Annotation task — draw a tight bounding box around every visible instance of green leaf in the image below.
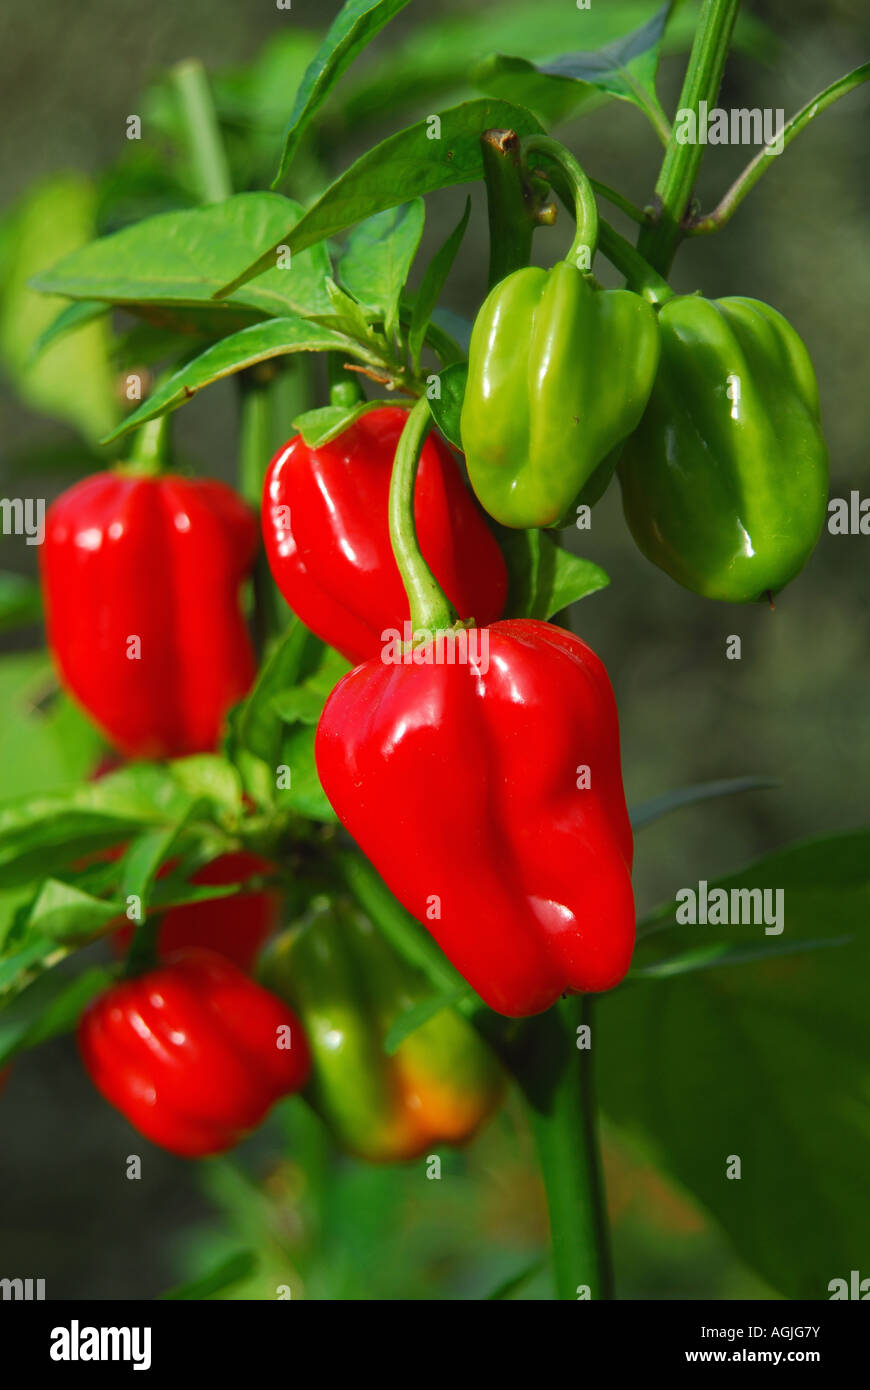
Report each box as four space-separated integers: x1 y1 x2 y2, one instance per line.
26 879 121 942
338 201 425 338
0 965 112 1065
0 936 59 994
0 657 102 803
104 316 361 442
271 646 350 725
30 300 108 360
427 361 467 450
219 99 544 298
472 55 609 128
0 760 211 889
382 985 473 1056
499 530 609 619
167 755 244 816
0 574 42 632
409 198 471 373
0 175 118 442
32 193 333 320
160 1249 259 1301
292 399 392 449
599 829 870 1298
276 724 336 823
630 776 780 831
310 277 380 341
118 803 205 915
475 2 674 136
630 935 851 981
274 0 414 186
230 620 325 768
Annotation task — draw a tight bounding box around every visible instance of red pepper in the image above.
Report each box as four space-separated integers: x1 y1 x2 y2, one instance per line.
41 472 258 758
262 406 507 665
315 619 634 1017
113 851 277 972
78 950 311 1157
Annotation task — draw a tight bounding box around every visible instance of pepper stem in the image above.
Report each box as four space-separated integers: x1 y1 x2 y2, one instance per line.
597 222 675 307
510 995 614 1300
520 136 599 269
125 411 169 476
480 129 538 290
387 398 457 637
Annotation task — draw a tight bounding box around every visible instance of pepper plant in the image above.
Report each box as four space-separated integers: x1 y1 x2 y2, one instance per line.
1 0 869 1302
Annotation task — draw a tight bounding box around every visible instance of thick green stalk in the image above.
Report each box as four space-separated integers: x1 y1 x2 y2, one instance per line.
637 0 741 273
125 411 169 476
171 59 233 203
387 397 456 636
481 129 543 290
238 370 286 649
510 996 613 1300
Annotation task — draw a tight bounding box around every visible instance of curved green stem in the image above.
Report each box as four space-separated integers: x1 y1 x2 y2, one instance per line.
597 222 675 307
521 135 599 268
637 0 741 273
387 397 456 636
687 60 870 235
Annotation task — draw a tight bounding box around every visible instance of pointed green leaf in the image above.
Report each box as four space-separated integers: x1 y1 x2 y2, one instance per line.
104 316 361 441
274 0 414 186
630 776 780 830
219 99 544 298
338 200 425 337
409 198 471 373
499 530 609 619
32 193 333 319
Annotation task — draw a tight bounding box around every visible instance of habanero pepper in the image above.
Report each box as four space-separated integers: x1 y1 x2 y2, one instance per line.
618 295 829 602
460 262 660 528
315 618 634 1018
262 406 507 665
261 903 503 1162
40 472 258 758
78 949 311 1157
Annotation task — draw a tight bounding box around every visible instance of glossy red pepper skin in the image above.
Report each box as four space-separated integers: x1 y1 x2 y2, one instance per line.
41 472 258 758
78 950 311 1157
113 851 277 972
315 619 634 1017
262 407 508 665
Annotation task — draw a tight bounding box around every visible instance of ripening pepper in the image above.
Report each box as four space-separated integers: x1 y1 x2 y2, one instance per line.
262 406 507 665
78 949 311 1157
40 472 258 758
113 851 277 972
262 904 504 1161
618 295 829 602
315 619 634 1018
460 262 661 528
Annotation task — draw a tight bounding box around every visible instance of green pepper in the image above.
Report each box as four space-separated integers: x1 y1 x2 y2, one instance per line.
459 261 661 528
261 903 503 1162
618 295 829 602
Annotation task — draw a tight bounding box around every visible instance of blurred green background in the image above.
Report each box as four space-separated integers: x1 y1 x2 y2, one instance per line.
0 0 867 1299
